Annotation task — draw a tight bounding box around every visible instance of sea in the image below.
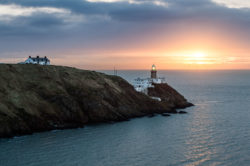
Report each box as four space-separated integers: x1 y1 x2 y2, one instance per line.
1 70 250 166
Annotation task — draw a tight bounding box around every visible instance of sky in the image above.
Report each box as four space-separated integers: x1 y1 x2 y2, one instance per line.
0 0 250 70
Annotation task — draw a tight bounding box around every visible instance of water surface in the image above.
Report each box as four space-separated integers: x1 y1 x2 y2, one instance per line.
1 70 250 166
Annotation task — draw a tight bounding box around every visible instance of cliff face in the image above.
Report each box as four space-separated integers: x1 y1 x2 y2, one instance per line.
0 64 192 138
148 83 194 108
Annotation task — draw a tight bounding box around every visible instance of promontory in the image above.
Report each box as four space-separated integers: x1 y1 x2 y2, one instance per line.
0 64 193 138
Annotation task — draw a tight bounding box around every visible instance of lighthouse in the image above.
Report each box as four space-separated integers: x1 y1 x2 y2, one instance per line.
151 64 157 79
133 64 165 93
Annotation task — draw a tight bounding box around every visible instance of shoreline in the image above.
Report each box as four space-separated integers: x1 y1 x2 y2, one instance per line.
0 64 193 138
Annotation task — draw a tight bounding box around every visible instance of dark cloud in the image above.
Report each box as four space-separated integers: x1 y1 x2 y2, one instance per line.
27 15 66 28
1 0 250 30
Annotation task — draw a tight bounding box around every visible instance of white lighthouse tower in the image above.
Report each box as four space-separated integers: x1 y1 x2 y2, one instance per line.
133 64 165 93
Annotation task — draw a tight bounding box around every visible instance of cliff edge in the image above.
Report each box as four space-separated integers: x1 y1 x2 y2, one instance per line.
0 64 192 138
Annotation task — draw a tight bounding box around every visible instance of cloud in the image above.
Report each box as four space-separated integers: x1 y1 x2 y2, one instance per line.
0 0 246 36
0 4 71 22
0 3 87 39
212 0 250 9
86 0 168 7
1 0 249 26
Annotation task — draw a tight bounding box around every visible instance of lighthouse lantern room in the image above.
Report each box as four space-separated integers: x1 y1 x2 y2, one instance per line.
151 64 157 79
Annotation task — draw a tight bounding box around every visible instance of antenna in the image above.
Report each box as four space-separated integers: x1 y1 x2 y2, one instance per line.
114 66 118 76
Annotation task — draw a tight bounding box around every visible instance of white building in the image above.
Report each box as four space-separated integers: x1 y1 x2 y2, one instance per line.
23 56 50 65
133 64 165 94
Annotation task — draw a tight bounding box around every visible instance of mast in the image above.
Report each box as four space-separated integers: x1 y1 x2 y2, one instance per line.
114 67 118 76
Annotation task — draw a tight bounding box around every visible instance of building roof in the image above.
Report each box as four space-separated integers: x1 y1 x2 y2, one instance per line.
28 56 50 62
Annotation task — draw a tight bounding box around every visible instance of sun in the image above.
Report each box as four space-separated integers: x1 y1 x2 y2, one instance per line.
192 52 206 64
193 52 206 58
183 51 208 64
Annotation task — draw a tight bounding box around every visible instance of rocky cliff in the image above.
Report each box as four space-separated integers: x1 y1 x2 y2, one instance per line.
0 64 192 138
148 83 194 108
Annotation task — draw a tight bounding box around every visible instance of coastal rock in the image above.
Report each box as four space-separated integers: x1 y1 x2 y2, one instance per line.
161 113 171 117
148 83 194 109
147 114 155 118
0 64 193 138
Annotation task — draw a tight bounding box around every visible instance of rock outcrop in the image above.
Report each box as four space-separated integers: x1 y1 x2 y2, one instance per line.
148 83 194 109
0 64 192 138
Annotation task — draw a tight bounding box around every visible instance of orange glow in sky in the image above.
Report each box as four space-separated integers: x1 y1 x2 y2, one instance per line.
48 23 250 70
1 1 250 70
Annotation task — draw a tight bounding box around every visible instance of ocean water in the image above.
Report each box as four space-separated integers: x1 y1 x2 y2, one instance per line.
1 70 250 166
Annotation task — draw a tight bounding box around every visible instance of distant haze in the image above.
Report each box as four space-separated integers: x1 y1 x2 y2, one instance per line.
0 0 250 70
